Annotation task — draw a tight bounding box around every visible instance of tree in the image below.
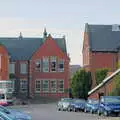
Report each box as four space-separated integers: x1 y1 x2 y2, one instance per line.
70 69 92 99
110 73 120 96
95 68 109 85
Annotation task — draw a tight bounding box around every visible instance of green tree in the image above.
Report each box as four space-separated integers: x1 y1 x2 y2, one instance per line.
95 68 109 85
70 69 92 99
110 73 120 96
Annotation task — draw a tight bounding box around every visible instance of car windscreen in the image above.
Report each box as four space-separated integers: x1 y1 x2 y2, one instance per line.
75 100 85 103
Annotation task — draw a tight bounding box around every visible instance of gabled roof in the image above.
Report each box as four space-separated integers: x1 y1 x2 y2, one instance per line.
88 68 120 95
85 23 120 52
0 37 67 61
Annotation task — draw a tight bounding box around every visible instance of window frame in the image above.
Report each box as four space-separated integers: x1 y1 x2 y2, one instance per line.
9 62 15 74
43 57 49 72
42 80 49 93
58 59 64 72
20 79 27 93
35 59 41 72
50 56 57 72
20 63 27 74
35 80 41 93
50 80 56 93
58 80 64 93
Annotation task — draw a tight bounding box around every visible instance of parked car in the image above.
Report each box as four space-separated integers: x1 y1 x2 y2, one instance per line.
0 110 14 120
70 99 86 112
0 105 32 120
98 96 120 116
84 99 99 114
57 98 73 111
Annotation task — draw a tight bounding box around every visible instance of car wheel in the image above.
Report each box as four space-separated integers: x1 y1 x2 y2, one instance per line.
58 108 61 111
103 110 109 116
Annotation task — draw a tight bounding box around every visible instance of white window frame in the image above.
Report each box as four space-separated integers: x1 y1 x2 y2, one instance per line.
42 80 49 93
50 56 57 72
35 59 41 72
43 57 49 72
20 79 27 93
9 63 15 74
20 63 27 74
35 80 41 93
50 80 56 93
58 80 64 93
58 59 64 72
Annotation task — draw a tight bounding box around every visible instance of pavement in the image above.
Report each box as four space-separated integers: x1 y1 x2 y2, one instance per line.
8 104 120 120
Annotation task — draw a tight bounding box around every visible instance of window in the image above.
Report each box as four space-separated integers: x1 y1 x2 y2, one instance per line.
20 63 27 74
50 56 56 72
20 80 27 92
43 80 49 92
9 63 15 74
35 60 41 71
43 57 49 72
58 80 64 93
0 81 13 89
35 80 41 92
58 59 64 72
50 80 56 93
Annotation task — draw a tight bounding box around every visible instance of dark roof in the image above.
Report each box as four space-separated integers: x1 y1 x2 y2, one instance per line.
85 23 120 52
0 37 67 61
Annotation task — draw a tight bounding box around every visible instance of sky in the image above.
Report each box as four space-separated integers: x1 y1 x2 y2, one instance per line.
0 0 120 66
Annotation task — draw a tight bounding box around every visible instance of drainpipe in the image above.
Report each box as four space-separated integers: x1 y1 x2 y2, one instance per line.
27 60 30 98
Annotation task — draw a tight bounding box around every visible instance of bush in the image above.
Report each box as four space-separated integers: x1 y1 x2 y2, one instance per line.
95 68 109 85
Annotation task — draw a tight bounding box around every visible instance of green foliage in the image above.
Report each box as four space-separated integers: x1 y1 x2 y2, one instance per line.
70 69 92 99
117 61 120 68
109 73 120 96
9 73 16 79
95 68 109 85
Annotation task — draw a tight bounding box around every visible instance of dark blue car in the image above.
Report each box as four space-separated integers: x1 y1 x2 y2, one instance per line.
98 96 120 116
70 99 86 112
84 99 99 114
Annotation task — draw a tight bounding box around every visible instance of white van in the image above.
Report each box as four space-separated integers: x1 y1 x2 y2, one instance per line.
0 81 14 105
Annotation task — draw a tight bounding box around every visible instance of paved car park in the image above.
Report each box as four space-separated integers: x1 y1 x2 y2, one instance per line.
9 104 119 120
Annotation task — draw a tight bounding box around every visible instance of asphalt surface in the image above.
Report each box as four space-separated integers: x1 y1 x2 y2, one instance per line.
10 104 119 120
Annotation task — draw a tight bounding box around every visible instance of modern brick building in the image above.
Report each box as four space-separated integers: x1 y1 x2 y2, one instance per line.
83 23 120 99
0 29 70 98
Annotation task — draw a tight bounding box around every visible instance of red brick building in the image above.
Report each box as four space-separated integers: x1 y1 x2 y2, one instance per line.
83 23 120 98
83 23 120 88
0 29 70 98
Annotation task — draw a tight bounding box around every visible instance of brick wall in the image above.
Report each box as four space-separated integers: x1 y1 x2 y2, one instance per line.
88 76 115 99
0 45 9 80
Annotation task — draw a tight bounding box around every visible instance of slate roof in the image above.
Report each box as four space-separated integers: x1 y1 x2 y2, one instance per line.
85 23 120 52
0 37 67 61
